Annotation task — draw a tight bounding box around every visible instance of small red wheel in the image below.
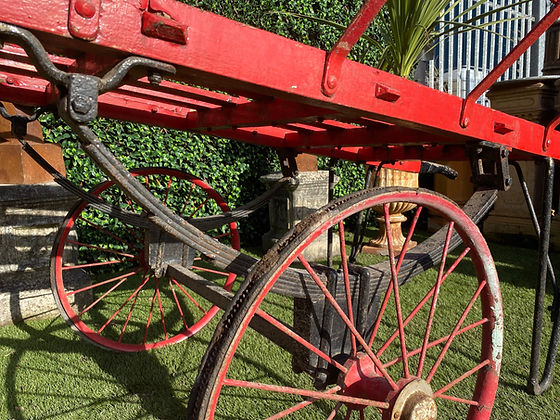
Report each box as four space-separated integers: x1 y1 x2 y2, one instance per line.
188 187 502 419
50 167 239 352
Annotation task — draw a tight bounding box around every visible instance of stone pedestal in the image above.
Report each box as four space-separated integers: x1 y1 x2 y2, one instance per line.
0 183 77 325
261 171 339 261
0 102 77 325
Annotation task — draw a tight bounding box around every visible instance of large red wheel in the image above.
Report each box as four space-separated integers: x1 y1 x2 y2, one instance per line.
188 187 502 419
50 167 240 352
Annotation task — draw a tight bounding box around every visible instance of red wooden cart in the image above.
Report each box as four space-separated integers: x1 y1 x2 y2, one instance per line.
0 0 559 418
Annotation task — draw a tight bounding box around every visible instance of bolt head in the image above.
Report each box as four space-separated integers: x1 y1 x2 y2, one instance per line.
148 71 163 85
327 75 337 90
71 95 94 115
75 0 96 19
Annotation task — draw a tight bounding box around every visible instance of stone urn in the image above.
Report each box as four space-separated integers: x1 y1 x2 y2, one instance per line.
362 168 419 255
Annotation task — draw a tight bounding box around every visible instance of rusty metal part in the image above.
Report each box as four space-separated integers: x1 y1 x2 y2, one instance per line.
527 157 560 395
0 23 175 123
61 115 256 274
189 176 294 231
271 188 498 299
467 142 512 191
389 379 437 420
142 10 188 45
166 264 305 354
187 187 503 419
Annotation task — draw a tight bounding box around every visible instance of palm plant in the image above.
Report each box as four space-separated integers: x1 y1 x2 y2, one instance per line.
276 0 530 78
376 0 530 77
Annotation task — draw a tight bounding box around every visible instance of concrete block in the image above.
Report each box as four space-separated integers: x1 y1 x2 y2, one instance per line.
261 171 339 261
0 182 77 325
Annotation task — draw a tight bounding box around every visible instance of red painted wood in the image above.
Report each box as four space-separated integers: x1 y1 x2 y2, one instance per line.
0 0 558 164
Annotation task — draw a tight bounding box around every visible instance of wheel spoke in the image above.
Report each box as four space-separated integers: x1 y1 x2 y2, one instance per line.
180 182 195 216
426 280 487 383
163 176 172 205
384 203 409 379
171 279 208 315
143 285 158 344
368 282 392 348
213 231 233 240
192 265 229 277
190 197 210 218
66 268 140 297
338 221 357 356
377 247 471 358
395 205 423 272
326 402 343 420
77 270 138 316
383 318 489 369
169 279 189 330
66 240 136 259
156 281 168 340
222 379 389 409
78 216 141 251
264 387 342 420
119 273 152 342
62 258 132 271
256 309 348 374
298 255 397 390
436 394 479 406
97 271 149 334
417 222 455 377
434 360 491 397
123 223 144 243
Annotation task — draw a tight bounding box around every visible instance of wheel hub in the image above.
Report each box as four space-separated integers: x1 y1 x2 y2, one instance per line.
338 354 437 419
338 353 393 410
388 379 437 420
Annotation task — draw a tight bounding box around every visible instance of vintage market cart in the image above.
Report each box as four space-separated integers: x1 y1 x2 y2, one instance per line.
0 0 559 418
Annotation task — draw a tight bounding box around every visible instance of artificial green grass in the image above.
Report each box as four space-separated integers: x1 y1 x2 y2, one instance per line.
1 240 559 419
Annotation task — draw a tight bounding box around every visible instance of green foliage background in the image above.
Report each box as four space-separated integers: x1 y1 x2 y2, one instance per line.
42 1 384 244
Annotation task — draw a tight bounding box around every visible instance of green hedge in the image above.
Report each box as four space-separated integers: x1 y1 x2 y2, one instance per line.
42 1 382 244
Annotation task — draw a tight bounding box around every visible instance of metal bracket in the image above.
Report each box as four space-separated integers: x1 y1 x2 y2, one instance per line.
141 0 188 44
460 0 560 128
0 102 41 138
68 0 102 41
542 113 560 152
321 0 386 96
467 141 512 191
67 74 99 123
277 148 300 179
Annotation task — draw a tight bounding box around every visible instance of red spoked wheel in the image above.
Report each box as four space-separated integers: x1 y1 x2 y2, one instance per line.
188 187 502 419
50 167 239 352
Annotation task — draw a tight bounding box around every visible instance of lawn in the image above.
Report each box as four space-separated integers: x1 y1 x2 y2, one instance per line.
0 240 559 419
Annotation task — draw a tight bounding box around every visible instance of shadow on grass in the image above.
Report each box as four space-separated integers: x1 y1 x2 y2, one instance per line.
1 314 322 419
1 318 188 419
